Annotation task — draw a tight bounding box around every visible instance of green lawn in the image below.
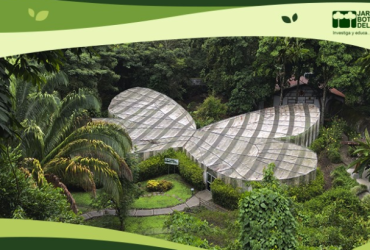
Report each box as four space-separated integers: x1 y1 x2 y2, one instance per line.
72 174 193 212
84 215 170 239
132 174 193 209
71 189 103 213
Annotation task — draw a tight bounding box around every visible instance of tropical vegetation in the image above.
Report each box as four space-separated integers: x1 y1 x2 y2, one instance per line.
2 37 370 249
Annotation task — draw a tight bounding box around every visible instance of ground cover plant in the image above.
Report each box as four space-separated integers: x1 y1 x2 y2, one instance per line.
310 117 346 163
132 174 192 209
71 189 104 213
84 215 170 239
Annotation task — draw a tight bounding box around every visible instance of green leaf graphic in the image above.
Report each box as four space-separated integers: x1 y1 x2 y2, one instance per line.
282 16 291 23
292 13 298 22
35 11 49 21
28 8 35 18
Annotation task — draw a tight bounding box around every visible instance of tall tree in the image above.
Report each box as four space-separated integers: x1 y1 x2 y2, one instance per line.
60 46 120 110
314 41 365 125
11 75 133 212
255 37 292 106
201 37 272 114
113 40 193 101
0 48 92 145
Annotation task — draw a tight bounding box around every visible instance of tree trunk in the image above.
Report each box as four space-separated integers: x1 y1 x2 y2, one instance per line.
279 73 286 106
295 67 303 104
280 83 284 106
321 84 327 127
45 174 78 214
119 218 125 231
279 61 287 106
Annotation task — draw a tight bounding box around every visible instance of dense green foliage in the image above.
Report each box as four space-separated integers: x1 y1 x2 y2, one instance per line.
201 37 273 114
239 188 297 250
349 129 370 178
3 37 370 249
288 168 324 202
210 179 241 210
8 74 135 212
191 95 227 127
175 151 204 190
297 188 370 249
0 147 82 223
137 149 204 190
164 211 215 249
239 163 297 250
293 165 370 249
310 117 346 163
137 154 168 181
331 165 359 189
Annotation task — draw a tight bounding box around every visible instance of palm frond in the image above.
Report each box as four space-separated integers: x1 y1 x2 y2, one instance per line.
20 120 44 159
20 157 45 187
11 78 36 122
43 110 92 157
24 92 60 129
44 157 96 192
42 71 69 94
58 88 101 119
43 139 132 182
49 121 132 159
44 156 123 202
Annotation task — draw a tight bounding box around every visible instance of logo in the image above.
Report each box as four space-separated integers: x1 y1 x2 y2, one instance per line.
332 11 356 28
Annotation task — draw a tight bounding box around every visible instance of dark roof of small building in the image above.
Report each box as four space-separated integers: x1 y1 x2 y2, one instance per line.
275 75 345 98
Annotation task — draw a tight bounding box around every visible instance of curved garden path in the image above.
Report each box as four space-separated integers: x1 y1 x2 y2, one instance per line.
82 190 214 220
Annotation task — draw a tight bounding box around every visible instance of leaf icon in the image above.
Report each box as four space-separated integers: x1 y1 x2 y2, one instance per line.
35 11 49 21
28 8 35 18
292 13 298 22
282 16 291 23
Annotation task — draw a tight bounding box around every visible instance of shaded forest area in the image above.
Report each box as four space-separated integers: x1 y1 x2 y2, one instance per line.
55 38 370 131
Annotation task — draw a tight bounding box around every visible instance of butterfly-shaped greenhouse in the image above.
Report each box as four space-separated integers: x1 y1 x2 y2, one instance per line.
97 87 320 188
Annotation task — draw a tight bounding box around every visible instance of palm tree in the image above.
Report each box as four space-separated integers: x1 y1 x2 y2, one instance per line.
349 129 370 179
11 72 133 213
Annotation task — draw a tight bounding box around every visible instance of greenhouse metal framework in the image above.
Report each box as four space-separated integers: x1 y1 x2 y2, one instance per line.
97 87 320 187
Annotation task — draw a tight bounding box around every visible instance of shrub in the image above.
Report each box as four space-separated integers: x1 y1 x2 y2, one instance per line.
327 144 341 163
137 149 205 190
362 193 370 208
210 179 242 210
159 180 174 192
174 151 204 190
310 137 325 153
351 185 368 196
191 95 227 128
299 187 370 249
304 188 367 217
310 117 346 164
146 180 173 192
330 165 358 189
239 188 297 250
137 155 167 181
288 168 324 202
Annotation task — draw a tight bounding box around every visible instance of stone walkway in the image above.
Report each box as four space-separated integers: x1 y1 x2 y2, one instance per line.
82 190 212 220
347 168 370 190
